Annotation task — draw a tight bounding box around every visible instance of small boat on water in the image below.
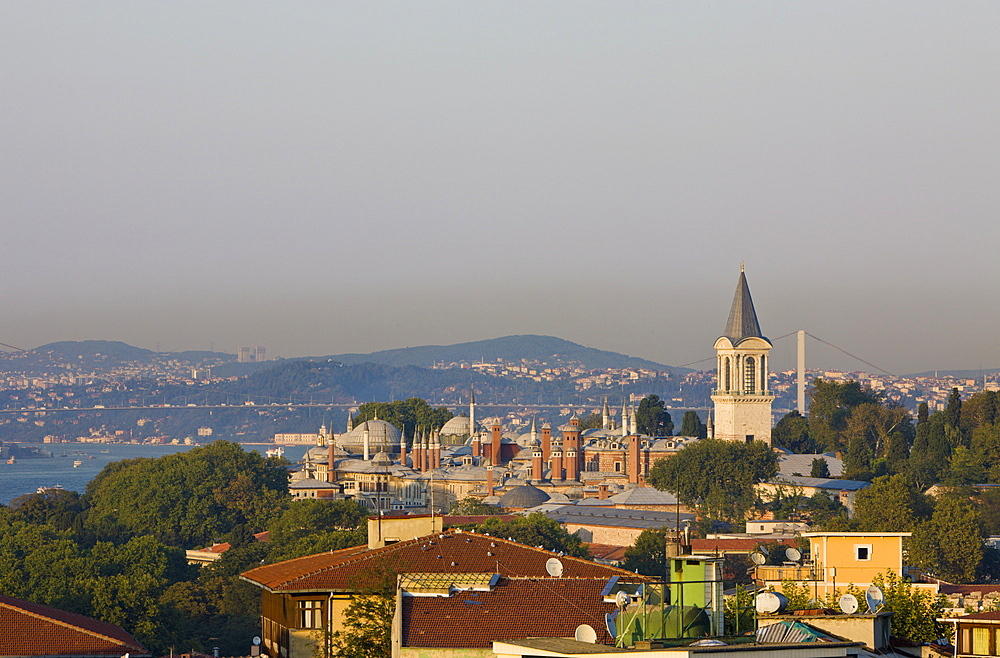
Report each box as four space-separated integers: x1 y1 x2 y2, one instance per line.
37 485 65 494
72 460 83 468
265 446 284 459
6 457 15 464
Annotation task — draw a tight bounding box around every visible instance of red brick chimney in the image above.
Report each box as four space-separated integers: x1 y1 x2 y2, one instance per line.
627 435 640 485
532 449 543 482
486 464 494 495
327 442 336 483
598 483 609 500
491 420 502 466
541 423 552 462
472 431 481 458
565 448 578 481
551 444 564 482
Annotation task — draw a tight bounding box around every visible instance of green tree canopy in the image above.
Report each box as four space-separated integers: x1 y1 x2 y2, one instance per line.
472 512 588 558
635 395 673 437
772 411 814 453
84 441 290 548
679 411 707 439
647 439 777 523
841 474 932 533
621 527 670 577
807 379 883 453
910 495 984 584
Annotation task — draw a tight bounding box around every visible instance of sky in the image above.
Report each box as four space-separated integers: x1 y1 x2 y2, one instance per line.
2 2 999 376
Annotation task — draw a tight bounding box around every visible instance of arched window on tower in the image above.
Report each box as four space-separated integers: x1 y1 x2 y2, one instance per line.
760 355 767 392
724 358 731 392
744 357 756 393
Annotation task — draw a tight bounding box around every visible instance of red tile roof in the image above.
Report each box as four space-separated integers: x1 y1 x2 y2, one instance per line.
0 594 147 657
939 584 1000 595
241 529 648 593
402 577 616 647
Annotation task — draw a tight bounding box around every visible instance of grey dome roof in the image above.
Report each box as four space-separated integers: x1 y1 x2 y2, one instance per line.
337 419 401 453
498 484 551 509
440 414 476 436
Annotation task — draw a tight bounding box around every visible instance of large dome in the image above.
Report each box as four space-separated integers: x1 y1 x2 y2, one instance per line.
337 419 401 454
440 414 477 438
498 484 551 509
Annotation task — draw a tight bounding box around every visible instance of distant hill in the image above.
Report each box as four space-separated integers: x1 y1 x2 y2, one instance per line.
905 369 1000 379
0 340 234 376
323 335 689 375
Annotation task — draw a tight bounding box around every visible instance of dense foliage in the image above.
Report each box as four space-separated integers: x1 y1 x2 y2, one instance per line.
647 439 777 523
0 443 372 655
351 398 453 439
635 394 674 437
471 512 589 558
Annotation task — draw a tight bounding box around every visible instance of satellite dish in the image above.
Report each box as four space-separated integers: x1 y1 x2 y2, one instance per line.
252 637 261 646
759 545 769 556
866 585 884 613
750 551 767 565
615 590 629 609
785 547 801 562
755 591 788 614
605 612 617 638
545 557 564 577
575 624 598 643
839 594 859 615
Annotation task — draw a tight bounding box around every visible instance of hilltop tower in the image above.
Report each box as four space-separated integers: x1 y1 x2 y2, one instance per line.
710 266 774 445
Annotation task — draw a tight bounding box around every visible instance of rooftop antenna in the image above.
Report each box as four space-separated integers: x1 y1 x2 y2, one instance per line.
839 593 859 615
575 624 598 643
865 585 884 614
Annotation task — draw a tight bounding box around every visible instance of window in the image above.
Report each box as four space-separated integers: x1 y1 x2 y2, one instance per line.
744 357 756 393
298 600 323 629
614 461 622 472
855 544 872 561
724 358 731 392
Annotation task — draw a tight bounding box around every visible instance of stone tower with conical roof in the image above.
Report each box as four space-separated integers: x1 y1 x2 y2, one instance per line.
710 266 774 445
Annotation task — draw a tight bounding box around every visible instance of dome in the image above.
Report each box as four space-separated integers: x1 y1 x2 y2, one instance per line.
440 414 477 437
498 484 551 509
558 423 580 433
337 419 401 454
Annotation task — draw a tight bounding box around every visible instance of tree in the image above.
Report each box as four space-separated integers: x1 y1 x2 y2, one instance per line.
84 441 290 548
472 513 588 558
807 379 883 453
846 474 932 533
870 570 946 643
449 497 503 516
810 458 830 478
772 411 814 453
910 495 984 584
326 594 393 658
678 411 707 439
577 412 604 431
635 395 673 436
621 527 670 577
647 439 777 523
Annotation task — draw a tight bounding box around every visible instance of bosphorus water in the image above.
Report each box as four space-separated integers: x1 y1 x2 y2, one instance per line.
0 442 311 505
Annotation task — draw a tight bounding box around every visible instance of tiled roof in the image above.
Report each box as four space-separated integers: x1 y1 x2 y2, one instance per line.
940 584 1000 595
529 504 693 531
606 487 679 506
0 594 147 657
773 475 870 491
778 453 844 478
240 529 646 593
946 610 1000 621
402 577 616 647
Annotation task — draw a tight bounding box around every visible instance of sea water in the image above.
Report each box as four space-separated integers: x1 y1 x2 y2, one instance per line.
0 443 310 505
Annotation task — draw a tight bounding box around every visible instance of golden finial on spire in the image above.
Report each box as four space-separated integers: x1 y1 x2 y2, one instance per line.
740 260 745 273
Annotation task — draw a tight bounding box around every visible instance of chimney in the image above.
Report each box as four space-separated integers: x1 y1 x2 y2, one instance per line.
598 483 609 500
431 431 441 470
486 465 494 495
551 445 564 482
399 433 408 469
565 448 578 481
491 421 502 466
532 449 543 483
472 431 481 459
541 423 552 462
627 435 640 485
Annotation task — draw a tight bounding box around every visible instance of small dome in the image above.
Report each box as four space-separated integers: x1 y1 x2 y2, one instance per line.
558 423 580 433
498 484 551 509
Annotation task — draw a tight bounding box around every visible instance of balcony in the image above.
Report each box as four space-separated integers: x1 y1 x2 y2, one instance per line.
755 565 819 582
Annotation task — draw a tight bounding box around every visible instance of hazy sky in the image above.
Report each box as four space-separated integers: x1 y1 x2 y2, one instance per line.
3 2 999 375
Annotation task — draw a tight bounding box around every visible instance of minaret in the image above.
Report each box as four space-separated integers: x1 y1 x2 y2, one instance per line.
468 386 476 441
602 397 610 430
620 400 629 437
629 406 637 435
710 265 774 444
529 416 537 445
706 411 714 440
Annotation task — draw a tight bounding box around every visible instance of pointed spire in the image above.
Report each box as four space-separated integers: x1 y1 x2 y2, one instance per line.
723 267 765 342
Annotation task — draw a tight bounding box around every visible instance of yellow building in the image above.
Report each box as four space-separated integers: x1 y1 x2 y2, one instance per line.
758 532 923 598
